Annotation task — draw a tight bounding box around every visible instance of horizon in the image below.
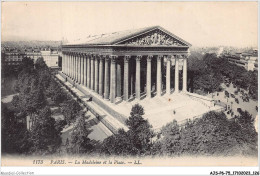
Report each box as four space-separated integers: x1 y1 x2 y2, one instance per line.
2 2 258 48
1 40 257 49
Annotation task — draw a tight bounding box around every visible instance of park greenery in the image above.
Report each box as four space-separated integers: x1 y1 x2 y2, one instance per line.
2 57 83 155
1 53 258 157
187 53 258 100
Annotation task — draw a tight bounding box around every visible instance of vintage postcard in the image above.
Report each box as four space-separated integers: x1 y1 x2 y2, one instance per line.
1 1 259 175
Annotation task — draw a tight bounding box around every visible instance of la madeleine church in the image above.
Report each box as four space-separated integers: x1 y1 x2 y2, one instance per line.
61 26 191 103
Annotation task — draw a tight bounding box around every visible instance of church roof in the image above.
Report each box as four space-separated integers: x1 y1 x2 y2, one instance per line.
65 26 191 47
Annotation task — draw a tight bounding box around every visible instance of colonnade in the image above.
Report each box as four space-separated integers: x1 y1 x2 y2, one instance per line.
62 52 188 104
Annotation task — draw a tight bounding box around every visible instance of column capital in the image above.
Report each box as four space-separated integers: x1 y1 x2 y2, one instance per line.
147 55 153 61
79 53 84 57
157 55 163 61
182 54 188 58
96 54 102 59
105 55 110 61
109 55 118 63
175 54 181 59
124 55 131 62
136 55 142 61
90 54 95 60
166 55 172 61
99 55 104 61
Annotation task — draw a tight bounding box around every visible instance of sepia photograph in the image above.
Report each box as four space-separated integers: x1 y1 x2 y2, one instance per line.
1 1 259 175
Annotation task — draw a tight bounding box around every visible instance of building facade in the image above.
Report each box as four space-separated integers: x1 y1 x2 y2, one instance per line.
40 50 59 68
222 50 258 71
2 51 25 71
61 26 191 103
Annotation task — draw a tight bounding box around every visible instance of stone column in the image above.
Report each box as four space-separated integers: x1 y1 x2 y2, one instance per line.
94 55 99 93
91 55 95 90
130 71 134 99
74 54 77 81
123 55 130 101
104 56 110 100
99 56 104 96
135 55 141 100
76 54 79 83
81 55 84 84
84 55 87 86
166 56 171 95
70 53 73 79
72 53 75 80
77 54 80 83
87 55 91 89
146 55 152 98
175 55 179 93
116 60 122 100
110 55 117 103
183 55 187 92
64 53 66 74
69 54 71 77
75 55 77 81
66 54 68 75
156 55 162 96
62 53 64 73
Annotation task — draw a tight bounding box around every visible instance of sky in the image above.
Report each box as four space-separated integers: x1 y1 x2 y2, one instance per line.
1 1 258 47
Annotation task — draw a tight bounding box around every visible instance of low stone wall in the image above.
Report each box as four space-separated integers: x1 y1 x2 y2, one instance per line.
186 92 214 107
90 93 127 124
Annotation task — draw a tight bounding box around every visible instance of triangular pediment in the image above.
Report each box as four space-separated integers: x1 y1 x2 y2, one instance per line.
115 27 190 47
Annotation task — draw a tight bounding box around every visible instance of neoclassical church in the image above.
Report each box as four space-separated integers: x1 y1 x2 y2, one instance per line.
61 26 191 103
59 26 221 131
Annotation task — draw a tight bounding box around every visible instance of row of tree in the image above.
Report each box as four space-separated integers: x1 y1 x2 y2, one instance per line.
187 53 258 100
69 103 258 157
2 57 84 155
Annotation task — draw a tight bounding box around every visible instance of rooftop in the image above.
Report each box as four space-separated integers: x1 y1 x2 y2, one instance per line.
64 26 191 46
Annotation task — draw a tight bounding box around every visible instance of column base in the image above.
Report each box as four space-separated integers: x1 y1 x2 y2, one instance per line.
98 94 104 99
104 98 110 101
116 97 122 101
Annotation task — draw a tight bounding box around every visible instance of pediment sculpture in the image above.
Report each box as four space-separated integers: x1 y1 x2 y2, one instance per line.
122 31 184 46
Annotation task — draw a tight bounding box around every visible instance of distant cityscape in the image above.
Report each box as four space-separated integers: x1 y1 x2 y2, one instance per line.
1 41 62 71
1 41 257 72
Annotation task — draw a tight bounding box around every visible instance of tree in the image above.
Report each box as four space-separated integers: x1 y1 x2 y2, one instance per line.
46 79 66 105
126 104 154 154
101 129 135 156
1 105 31 154
156 111 258 156
55 118 67 135
101 104 154 156
35 57 48 70
61 99 81 124
17 57 34 73
158 120 181 155
69 111 95 154
29 107 62 155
